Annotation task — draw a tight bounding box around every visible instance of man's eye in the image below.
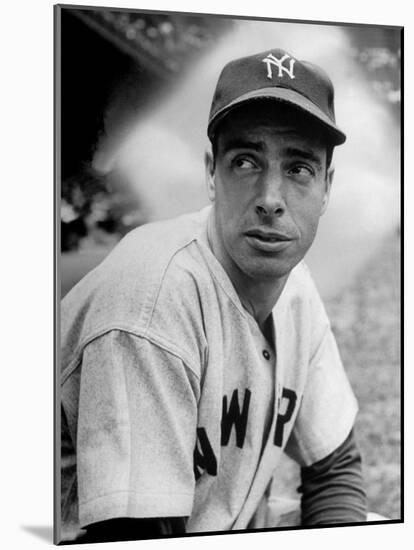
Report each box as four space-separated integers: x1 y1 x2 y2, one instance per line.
287 165 314 179
233 157 257 170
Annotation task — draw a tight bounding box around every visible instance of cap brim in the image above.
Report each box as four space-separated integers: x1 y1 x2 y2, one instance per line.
208 87 346 146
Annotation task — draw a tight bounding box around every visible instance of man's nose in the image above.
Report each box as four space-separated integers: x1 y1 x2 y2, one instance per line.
255 170 285 217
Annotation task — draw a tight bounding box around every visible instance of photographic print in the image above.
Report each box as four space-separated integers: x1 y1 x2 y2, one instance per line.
55 4 402 545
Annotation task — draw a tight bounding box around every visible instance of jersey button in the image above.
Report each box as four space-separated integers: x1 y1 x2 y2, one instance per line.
262 350 270 360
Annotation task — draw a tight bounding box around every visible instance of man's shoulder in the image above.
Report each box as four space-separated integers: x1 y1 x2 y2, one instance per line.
285 261 319 298
60 209 213 365
106 207 210 269
274 262 331 362
282 261 329 327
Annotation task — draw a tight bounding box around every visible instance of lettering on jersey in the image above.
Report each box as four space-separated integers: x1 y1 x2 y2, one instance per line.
193 427 217 480
274 387 297 447
221 388 252 448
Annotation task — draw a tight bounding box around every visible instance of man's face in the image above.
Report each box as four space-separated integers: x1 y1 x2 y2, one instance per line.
206 103 333 283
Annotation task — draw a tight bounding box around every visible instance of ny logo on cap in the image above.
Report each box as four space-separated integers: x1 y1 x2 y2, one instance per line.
262 53 296 80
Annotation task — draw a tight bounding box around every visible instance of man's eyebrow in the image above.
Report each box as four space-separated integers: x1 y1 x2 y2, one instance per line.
284 147 323 168
220 138 265 154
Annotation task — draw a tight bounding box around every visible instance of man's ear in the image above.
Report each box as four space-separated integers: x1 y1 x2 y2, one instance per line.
204 148 216 202
320 166 334 216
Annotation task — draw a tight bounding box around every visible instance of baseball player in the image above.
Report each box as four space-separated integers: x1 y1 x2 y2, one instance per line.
60 48 367 543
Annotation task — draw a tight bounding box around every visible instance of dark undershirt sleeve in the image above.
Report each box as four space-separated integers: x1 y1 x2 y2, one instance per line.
80 517 187 543
299 429 367 525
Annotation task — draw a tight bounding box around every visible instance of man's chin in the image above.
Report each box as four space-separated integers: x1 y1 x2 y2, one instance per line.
241 257 296 282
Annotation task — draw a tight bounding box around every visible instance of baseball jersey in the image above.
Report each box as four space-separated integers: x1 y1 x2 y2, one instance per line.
60 206 358 541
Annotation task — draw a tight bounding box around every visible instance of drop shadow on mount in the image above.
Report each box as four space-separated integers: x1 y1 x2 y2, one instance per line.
21 525 53 543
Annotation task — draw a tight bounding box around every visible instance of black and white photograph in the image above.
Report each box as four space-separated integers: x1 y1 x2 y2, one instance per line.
55 3 402 546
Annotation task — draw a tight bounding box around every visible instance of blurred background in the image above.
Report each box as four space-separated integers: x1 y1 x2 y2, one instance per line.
58 7 401 520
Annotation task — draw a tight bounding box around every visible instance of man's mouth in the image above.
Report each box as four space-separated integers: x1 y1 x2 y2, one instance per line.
244 229 294 252
245 229 292 241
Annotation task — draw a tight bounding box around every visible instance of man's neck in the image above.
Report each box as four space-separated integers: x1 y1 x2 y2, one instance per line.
207 212 288 330
229 270 287 330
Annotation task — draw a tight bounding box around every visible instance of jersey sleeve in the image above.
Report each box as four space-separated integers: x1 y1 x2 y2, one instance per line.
285 273 359 467
75 329 199 528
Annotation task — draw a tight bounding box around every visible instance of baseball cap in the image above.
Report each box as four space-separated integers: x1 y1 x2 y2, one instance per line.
208 48 346 146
